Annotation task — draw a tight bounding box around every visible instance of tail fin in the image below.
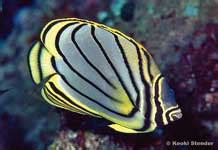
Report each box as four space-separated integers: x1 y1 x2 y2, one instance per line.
27 41 56 85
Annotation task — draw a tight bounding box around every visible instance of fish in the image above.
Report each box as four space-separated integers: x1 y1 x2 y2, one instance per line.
28 18 182 133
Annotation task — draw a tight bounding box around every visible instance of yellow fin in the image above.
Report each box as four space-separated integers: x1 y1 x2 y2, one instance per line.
108 124 139 133
28 42 42 84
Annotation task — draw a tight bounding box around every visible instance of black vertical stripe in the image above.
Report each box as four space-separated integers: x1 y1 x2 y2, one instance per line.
107 27 154 83
154 75 164 126
97 26 154 129
135 43 152 131
51 57 121 103
44 86 88 115
71 24 116 89
53 22 113 99
99 25 154 82
129 40 143 108
143 50 154 82
41 18 91 43
49 74 135 117
114 35 139 108
42 20 65 43
42 19 78 43
51 57 137 117
100 27 155 131
44 87 69 109
91 26 137 107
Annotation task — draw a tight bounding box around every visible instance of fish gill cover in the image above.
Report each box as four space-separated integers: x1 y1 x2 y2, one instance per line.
0 0 217 150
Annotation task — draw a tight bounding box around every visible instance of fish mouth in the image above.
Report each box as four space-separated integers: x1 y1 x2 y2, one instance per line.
169 109 183 122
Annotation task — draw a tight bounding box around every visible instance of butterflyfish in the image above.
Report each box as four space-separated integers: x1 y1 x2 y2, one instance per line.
28 18 182 133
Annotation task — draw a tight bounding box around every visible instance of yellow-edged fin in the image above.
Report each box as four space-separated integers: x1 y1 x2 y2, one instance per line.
158 77 168 125
146 74 164 132
109 124 139 133
41 88 79 113
40 46 56 79
28 42 42 84
43 74 100 117
109 121 156 133
47 74 144 130
42 87 89 116
46 86 97 116
44 85 98 117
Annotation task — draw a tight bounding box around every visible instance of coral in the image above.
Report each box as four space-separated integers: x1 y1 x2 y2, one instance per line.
48 130 123 150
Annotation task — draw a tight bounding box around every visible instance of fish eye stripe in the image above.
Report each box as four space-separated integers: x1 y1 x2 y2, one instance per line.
154 74 164 126
165 106 180 122
169 109 182 121
165 104 179 112
71 24 117 89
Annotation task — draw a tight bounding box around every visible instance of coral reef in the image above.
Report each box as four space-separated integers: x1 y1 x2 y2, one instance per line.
48 130 123 150
1 0 218 149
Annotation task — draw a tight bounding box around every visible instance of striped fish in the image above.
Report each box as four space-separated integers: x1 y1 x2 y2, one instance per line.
28 18 182 133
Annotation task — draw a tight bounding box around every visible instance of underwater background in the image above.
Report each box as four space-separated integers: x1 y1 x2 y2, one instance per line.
0 0 218 149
